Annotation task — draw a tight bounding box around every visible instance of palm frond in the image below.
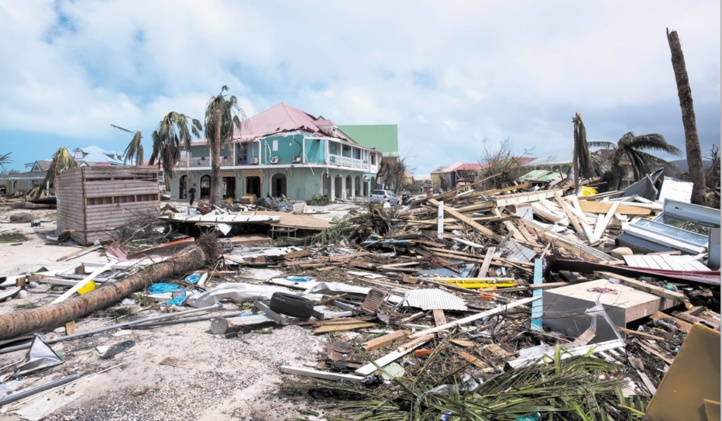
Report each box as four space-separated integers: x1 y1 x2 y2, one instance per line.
624 134 681 155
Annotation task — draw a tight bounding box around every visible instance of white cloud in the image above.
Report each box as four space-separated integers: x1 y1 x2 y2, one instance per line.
0 0 718 174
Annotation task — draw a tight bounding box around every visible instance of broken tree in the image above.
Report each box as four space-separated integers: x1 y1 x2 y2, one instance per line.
0 244 207 340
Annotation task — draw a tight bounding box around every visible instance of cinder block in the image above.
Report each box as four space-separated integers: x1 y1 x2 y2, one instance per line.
542 279 675 342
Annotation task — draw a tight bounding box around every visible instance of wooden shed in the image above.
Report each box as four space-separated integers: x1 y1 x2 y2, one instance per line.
56 166 160 245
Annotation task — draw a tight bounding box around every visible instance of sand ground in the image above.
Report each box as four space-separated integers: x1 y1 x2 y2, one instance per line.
0 204 344 420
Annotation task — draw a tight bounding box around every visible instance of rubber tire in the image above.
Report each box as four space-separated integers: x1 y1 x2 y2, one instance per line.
269 292 314 319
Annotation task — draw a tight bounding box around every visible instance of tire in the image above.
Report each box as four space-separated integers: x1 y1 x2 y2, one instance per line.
270 292 314 319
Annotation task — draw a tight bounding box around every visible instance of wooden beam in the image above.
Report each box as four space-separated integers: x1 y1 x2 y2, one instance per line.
428 199 503 242
280 366 364 383
432 309 447 326
362 331 409 351
409 296 540 339
478 247 495 277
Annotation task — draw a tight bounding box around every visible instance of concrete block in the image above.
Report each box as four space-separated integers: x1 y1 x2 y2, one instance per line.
542 279 675 342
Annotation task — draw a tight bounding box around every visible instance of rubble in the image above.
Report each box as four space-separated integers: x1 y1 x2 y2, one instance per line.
0 174 719 419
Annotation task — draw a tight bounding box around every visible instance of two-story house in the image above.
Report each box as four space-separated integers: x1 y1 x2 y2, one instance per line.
172 102 383 202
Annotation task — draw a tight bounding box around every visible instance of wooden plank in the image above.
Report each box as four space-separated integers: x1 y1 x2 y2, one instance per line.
432 309 447 326
617 326 666 341
459 351 488 368
574 200 651 216
555 193 592 242
51 261 115 304
591 200 620 241
280 366 364 383
397 333 435 351
450 339 475 348
478 247 495 277
409 296 540 339
356 338 430 376
635 339 674 365
650 312 693 334
313 322 376 334
56 245 102 262
362 331 409 351
428 199 504 242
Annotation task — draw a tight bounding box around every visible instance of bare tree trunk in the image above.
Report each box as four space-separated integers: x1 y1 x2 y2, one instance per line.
667 28 707 205
210 107 223 205
572 115 580 195
0 245 206 340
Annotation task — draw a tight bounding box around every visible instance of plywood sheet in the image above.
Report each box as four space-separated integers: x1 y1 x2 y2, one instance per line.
574 200 651 216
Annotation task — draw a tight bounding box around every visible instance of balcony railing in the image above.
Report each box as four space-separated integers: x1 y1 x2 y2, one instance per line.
179 156 236 168
329 155 369 171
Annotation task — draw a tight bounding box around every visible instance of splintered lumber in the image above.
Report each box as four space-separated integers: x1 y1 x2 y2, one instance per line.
0 245 206 340
433 309 447 326
409 296 540 339
573 199 651 216
635 339 674 365
314 321 376 334
554 193 593 242
55 244 103 262
450 339 475 348
459 351 488 368
398 334 435 351
280 366 364 383
51 261 115 304
362 331 409 351
592 201 620 241
427 199 504 242
479 247 495 277
617 326 666 341
355 335 433 376
521 219 615 262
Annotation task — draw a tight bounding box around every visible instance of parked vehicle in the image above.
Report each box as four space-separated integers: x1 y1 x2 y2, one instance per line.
370 189 399 205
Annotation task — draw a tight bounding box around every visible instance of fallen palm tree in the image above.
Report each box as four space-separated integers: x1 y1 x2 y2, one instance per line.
0 242 209 341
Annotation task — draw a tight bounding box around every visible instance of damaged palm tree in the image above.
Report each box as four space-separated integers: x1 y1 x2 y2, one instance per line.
0 240 214 341
306 207 407 246
33 147 78 199
571 113 595 195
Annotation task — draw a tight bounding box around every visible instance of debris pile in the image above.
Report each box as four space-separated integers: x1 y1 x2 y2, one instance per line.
0 177 719 419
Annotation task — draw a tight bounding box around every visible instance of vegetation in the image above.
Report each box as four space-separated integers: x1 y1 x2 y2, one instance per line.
284 343 647 420
377 156 410 194
667 28 707 205
0 152 12 171
0 232 27 243
572 113 597 194
35 147 78 198
478 137 534 190
149 112 202 179
111 124 144 166
590 132 680 190
204 86 246 205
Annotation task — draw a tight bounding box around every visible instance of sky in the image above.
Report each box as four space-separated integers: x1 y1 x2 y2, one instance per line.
0 0 719 176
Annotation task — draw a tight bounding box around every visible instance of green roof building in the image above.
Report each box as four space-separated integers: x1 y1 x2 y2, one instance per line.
338 125 398 157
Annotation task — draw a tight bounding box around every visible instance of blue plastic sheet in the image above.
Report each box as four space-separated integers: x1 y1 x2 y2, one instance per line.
284 276 313 283
165 294 186 306
148 283 186 294
185 274 201 284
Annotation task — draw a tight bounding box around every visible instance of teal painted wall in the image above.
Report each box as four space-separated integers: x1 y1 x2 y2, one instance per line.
304 138 325 163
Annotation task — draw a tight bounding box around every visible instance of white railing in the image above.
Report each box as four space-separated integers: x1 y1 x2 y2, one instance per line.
179 156 236 168
329 154 369 171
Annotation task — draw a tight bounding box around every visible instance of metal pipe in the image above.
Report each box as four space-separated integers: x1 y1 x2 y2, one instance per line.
0 372 85 406
0 303 222 355
130 312 243 329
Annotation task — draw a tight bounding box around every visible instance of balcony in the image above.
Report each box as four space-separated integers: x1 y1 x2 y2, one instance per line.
179 156 237 168
329 154 369 171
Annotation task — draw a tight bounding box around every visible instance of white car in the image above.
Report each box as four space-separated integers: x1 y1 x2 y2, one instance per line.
370 189 399 205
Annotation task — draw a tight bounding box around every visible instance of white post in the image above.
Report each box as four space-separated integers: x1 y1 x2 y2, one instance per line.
437 200 444 240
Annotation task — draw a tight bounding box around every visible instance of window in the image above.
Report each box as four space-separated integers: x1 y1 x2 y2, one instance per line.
272 139 278 151
371 153 376 165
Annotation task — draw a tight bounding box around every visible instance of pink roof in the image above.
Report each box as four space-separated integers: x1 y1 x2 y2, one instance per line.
235 102 355 143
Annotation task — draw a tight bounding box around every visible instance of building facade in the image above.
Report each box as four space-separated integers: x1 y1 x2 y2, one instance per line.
171 103 383 202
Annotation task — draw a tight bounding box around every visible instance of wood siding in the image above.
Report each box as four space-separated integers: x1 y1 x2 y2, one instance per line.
56 166 160 245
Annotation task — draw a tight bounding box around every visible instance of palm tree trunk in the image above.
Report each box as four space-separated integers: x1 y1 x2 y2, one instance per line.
210 107 223 205
667 29 707 205
0 245 206 340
